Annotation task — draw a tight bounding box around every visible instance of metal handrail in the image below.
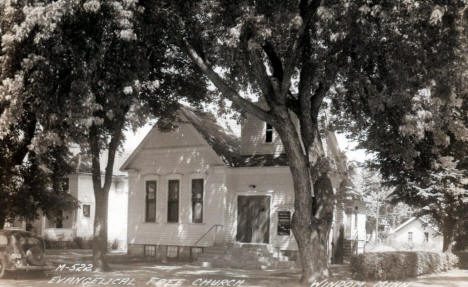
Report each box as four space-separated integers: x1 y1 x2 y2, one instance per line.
352 230 359 255
193 224 223 246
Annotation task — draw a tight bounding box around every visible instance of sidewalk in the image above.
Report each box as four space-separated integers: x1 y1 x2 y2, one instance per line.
32 250 467 287
409 269 468 287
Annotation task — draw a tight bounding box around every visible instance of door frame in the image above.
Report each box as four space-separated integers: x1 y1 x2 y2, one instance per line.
235 193 272 245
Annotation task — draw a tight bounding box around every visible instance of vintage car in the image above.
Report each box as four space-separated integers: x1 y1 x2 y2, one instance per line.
0 229 53 278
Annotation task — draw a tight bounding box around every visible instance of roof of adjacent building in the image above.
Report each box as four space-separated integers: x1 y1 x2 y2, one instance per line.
389 217 440 234
70 150 129 177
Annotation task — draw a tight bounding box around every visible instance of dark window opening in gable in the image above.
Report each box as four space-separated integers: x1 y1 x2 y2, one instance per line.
192 179 204 223
145 181 157 222
265 123 273 143
168 180 179 223
83 204 91 217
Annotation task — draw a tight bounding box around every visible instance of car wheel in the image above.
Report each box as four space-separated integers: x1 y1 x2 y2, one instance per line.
25 246 46 266
0 255 6 279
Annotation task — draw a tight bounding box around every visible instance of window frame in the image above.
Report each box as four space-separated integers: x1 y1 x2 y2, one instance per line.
167 179 180 223
56 210 64 228
191 178 204 224
408 232 413 242
83 204 91 218
277 210 292 236
144 245 156 257
60 177 69 193
167 246 178 258
265 123 274 143
424 232 429 242
145 180 157 223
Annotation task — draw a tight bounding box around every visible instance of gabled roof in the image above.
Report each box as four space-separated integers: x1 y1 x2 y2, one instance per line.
178 107 241 166
389 217 440 234
120 106 290 170
180 107 292 167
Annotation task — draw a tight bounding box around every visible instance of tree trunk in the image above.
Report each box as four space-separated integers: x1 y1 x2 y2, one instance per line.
88 122 124 272
93 189 110 271
442 226 455 253
89 125 110 272
277 116 332 284
375 204 379 242
0 214 5 230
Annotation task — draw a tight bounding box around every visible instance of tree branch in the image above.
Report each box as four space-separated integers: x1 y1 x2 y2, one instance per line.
182 39 273 122
11 113 37 166
102 125 123 193
241 32 278 104
297 26 316 155
262 42 283 81
89 124 102 191
280 0 321 98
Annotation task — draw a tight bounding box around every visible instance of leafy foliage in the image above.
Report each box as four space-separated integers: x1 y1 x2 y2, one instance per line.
353 168 414 239
141 0 467 280
330 1 468 251
1 0 208 269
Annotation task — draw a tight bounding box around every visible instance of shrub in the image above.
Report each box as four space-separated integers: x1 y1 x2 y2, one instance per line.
71 237 93 249
455 251 468 269
351 251 459 280
111 239 119 250
73 237 84 249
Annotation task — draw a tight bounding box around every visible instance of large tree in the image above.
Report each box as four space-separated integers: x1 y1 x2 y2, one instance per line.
0 0 207 270
0 0 77 229
331 2 468 253
144 0 465 282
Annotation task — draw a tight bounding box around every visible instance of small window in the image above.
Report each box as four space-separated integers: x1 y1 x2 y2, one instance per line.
265 123 273 143
167 246 178 258
278 211 291 236
144 245 156 257
145 181 157 222
354 206 359 228
83 204 91 217
408 232 413 242
56 210 64 228
424 232 429 242
57 178 69 193
192 179 204 223
168 180 179 223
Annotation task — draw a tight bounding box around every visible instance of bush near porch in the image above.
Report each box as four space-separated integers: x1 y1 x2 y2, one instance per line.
454 251 468 269
351 251 459 280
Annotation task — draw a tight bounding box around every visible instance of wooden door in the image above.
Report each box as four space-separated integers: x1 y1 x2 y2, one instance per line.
236 196 270 243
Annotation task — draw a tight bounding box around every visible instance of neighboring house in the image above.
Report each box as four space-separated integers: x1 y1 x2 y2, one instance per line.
121 106 366 265
20 152 129 250
388 217 443 251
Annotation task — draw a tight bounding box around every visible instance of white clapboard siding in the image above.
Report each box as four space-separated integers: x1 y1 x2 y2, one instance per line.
126 123 227 247
222 167 298 250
